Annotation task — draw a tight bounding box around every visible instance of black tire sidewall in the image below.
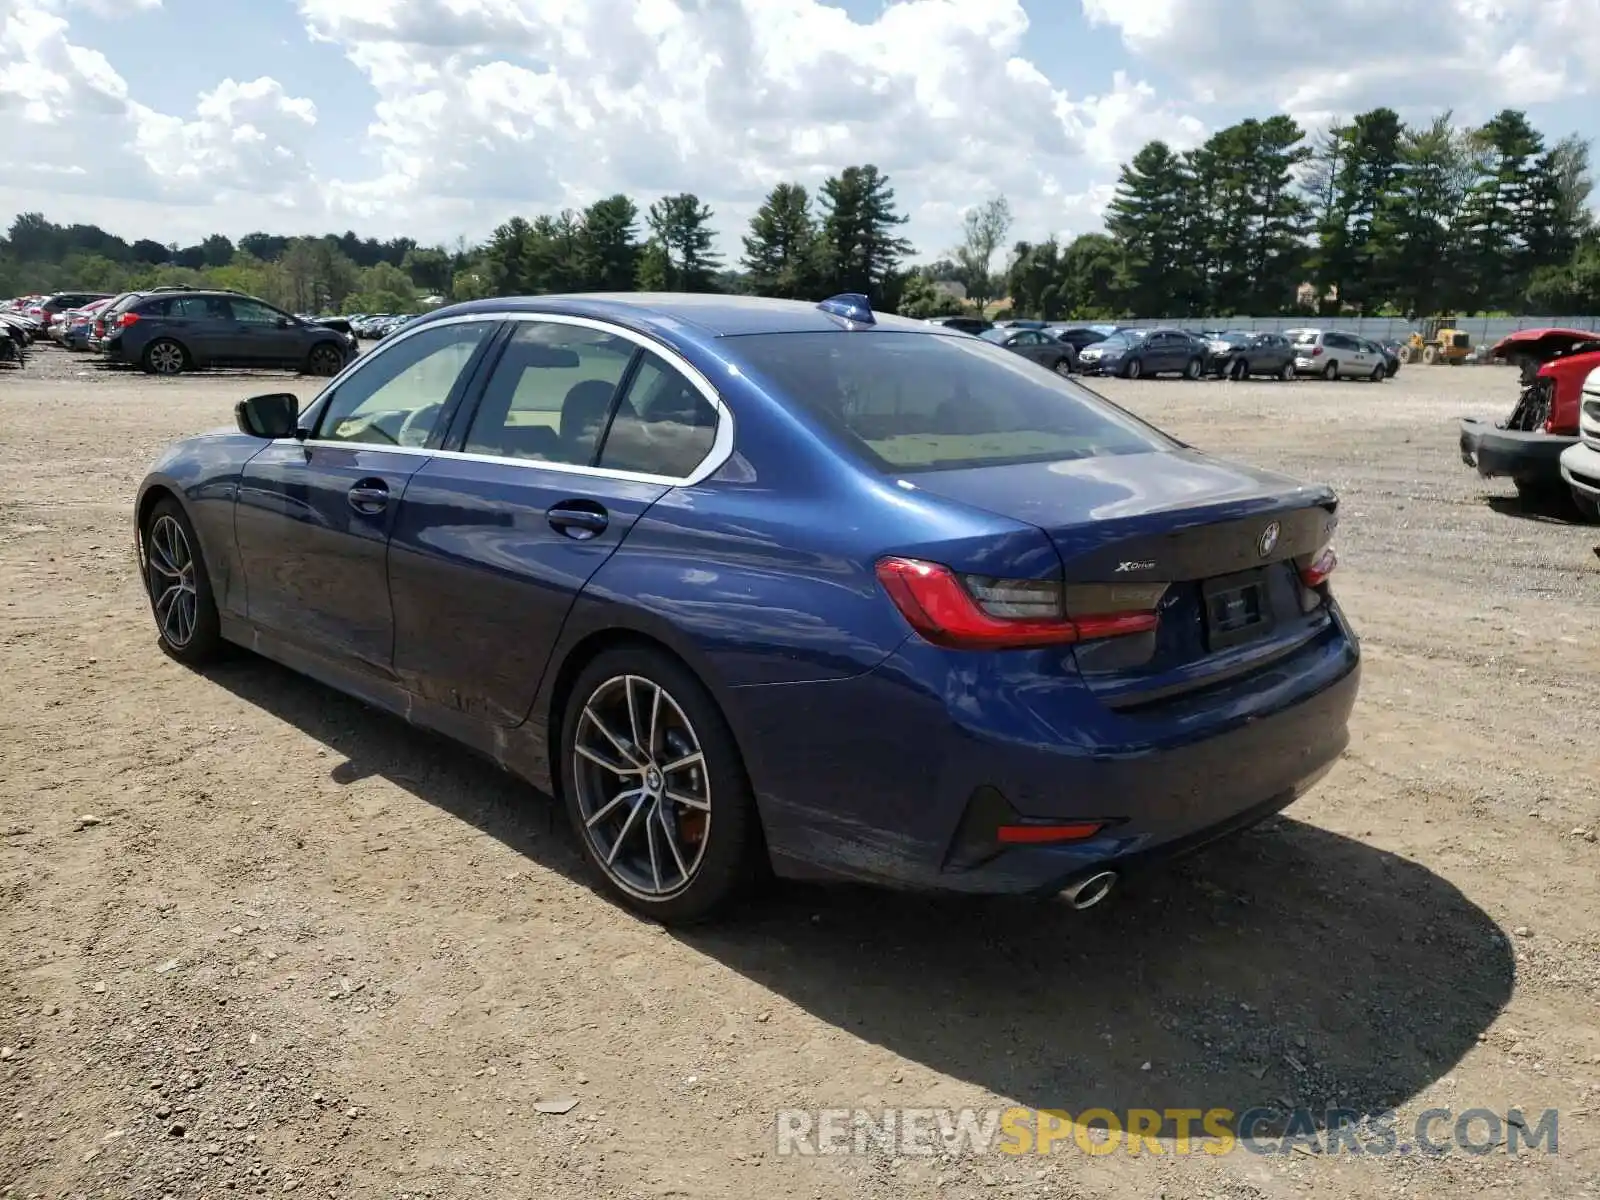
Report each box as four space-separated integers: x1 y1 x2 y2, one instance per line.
143 497 223 662
559 645 761 923
306 343 343 375
1322 362 1338 380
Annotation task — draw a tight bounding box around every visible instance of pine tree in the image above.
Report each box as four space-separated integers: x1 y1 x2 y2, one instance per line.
816 165 914 304
646 194 721 292
742 183 823 299
580 195 641 292
1105 141 1195 316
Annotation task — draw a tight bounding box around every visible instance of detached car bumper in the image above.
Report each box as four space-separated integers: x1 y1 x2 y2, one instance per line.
1458 417 1578 483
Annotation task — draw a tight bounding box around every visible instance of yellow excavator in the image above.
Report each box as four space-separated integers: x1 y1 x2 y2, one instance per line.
1401 317 1472 365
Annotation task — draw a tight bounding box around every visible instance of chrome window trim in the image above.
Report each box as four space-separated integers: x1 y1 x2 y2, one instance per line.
283 309 734 487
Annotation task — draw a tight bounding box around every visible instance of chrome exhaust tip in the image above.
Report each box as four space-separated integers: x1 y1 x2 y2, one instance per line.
1061 870 1117 910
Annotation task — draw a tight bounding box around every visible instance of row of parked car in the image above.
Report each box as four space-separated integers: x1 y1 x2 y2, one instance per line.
3 288 359 375
931 317 1405 383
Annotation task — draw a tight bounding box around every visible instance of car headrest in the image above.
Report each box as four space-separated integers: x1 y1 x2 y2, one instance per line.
560 380 618 444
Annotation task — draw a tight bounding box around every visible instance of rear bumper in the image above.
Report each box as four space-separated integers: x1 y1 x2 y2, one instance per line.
1559 441 1600 500
1458 417 1578 482
735 606 1361 896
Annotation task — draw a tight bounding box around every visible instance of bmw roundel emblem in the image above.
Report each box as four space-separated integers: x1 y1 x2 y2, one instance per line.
1258 521 1281 557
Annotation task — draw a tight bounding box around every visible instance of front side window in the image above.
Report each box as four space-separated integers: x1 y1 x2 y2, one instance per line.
462 322 636 465
232 299 287 326
597 351 719 477
316 320 495 448
731 331 1174 473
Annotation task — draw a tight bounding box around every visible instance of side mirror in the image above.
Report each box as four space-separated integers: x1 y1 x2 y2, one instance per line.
236 392 301 439
276 316 292 328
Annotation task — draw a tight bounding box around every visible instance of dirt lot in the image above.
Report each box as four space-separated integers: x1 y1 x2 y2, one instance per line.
2 344 1598 1200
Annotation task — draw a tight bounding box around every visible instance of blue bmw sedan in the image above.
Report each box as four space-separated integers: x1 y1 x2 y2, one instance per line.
134 292 1359 923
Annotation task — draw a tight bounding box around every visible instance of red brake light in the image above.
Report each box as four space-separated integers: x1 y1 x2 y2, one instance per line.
874 557 1161 650
996 822 1105 845
1300 546 1337 588
117 311 140 328
1310 346 1323 357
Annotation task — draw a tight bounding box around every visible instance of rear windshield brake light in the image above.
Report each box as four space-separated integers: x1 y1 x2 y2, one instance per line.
875 557 1163 650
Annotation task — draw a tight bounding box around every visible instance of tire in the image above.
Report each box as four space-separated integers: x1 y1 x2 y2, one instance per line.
143 338 187 376
1053 357 1074 378
1277 360 1296 381
1422 345 1440 365
1182 357 1203 380
1572 491 1600 523
1369 364 1386 382
1124 358 1142 380
1230 358 1249 382
302 342 345 377
559 646 761 924
1321 361 1338 381
141 496 223 664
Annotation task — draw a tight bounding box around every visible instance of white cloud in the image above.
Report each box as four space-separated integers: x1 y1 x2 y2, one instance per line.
1080 0 1600 119
0 0 319 222
297 0 1206 253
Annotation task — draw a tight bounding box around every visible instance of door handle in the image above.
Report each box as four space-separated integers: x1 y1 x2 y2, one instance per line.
347 479 390 514
547 501 609 540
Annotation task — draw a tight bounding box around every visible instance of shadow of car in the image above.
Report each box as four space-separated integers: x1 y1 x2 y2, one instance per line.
200 651 1511 1140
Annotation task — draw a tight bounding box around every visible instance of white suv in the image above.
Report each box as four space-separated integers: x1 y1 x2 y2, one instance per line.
1291 329 1387 381
1558 365 1600 522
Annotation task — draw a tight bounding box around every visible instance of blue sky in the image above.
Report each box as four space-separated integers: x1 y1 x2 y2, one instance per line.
5 0 1597 258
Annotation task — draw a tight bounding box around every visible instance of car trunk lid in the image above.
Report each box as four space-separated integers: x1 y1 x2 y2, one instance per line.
903 450 1340 704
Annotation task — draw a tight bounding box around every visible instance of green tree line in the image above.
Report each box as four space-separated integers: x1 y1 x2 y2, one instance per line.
1001 107 1597 321
1 164 917 315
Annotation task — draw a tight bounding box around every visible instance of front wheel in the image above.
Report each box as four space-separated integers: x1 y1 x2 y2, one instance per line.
1369 364 1386 382
561 647 762 924
1123 358 1142 380
141 498 223 663
302 342 345 377
1570 491 1600 523
1053 358 1074 378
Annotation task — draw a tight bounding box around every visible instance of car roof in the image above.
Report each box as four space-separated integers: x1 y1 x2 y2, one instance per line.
420 293 939 338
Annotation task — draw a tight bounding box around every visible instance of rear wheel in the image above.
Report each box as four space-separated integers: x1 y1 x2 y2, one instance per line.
1277 360 1296 381
1053 357 1073 378
560 646 762 924
1570 491 1600 523
1183 357 1204 380
1369 363 1386 382
141 497 222 664
1321 361 1338 381
143 339 186 376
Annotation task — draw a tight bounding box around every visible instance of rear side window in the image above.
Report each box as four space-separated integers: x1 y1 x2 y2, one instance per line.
463 322 635 466
596 351 718 477
731 331 1175 472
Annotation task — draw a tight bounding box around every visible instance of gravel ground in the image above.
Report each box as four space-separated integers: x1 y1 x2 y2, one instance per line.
2 343 1598 1200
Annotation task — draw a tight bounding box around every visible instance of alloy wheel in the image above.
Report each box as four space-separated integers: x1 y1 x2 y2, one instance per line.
308 345 342 376
146 514 198 647
148 342 183 375
572 674 712 900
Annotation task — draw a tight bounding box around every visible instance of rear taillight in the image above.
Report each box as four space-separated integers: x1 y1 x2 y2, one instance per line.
117 312 140 328
1300 546 1337 588
874 557 1164 650
1310 346 1323 357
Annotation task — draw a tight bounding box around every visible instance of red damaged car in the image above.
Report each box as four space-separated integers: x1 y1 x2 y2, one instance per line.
1459 328 1600 500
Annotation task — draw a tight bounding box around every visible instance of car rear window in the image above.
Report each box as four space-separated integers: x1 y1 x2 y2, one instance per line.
729 331 1175 472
